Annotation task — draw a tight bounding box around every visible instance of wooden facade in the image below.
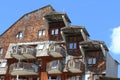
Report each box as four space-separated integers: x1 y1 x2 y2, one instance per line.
0 5 119 80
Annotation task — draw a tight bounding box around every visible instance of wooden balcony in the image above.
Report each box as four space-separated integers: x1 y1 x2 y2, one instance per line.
11 45 36 59
9 62 38 75
67 59 84 73
46 60 63 74
48 44 66 58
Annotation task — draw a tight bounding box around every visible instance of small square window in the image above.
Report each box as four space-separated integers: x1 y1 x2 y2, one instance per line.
0 60 7 67
51 29 59 35
38 30 45 37
16 31 23 39
55 29 58 35
88 58 96 65
51 30 55 35
69 43 73 49
0 48 3 55
69 43 77 49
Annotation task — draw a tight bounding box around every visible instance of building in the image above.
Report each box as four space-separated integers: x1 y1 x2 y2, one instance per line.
0 5 119 80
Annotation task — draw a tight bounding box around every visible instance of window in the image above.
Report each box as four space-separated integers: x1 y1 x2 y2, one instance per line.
69 43 77 49
0 48 3 55
88 58 96 65
16 31 23 39
51 29 59 35
38 30 45 37
0 60 7 67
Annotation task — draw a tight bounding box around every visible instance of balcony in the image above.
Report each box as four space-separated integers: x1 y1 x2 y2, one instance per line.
11 45 36 59
48 44 66 58
36 43 49 57
67 59 84 73
9 62 38 75
46 60 63 74
0 60 7 75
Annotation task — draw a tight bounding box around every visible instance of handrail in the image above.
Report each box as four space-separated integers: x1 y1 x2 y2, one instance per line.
9 62 38 73
46 60 62 71
11 46 36 56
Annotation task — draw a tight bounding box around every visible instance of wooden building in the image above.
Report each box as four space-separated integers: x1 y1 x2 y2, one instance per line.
0 5 119 80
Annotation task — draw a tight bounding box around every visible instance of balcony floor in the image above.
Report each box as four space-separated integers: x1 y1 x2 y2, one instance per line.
47 68 62 74
23 53 35 59
11 54 25 60
68 68 82 73
49 51 63 57
10 68 37 75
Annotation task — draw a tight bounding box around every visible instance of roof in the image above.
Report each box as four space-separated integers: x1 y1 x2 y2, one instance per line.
79 40 109 51
0 5 54 37
61 26 90 36
44 11 71 22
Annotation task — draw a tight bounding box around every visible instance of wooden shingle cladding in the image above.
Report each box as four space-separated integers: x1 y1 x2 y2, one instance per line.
61 26 90 56
79 40 107 72
0 5 55 59
0 5 119 80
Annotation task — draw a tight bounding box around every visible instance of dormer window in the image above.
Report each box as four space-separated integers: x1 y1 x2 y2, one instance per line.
16 31 23 39
0 48 3 55
51 29 59 35
38 29 45 37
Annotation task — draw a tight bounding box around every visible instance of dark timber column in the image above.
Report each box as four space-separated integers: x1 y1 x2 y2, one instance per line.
40 58 48 80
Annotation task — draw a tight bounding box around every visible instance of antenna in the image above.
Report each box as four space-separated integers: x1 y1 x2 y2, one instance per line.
62 8 65 12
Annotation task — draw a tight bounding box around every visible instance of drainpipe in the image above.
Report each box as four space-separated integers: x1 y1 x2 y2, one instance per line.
100 44 106 57
80 29 86 41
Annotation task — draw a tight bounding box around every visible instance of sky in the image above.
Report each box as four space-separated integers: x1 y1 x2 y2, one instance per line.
0 0 120 77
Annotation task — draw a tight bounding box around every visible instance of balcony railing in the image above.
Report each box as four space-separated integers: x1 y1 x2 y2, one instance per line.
67 59 84 73
11 45 36 59
48 44 66 58
36 42 66 57
9 62 38 75
46 60 63 74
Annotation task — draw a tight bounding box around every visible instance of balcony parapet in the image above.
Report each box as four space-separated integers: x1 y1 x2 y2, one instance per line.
11 45 36 59
46 60 63 74
9 62 38 75
48 44 66 58
36 42 66 57
66 59 84 73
